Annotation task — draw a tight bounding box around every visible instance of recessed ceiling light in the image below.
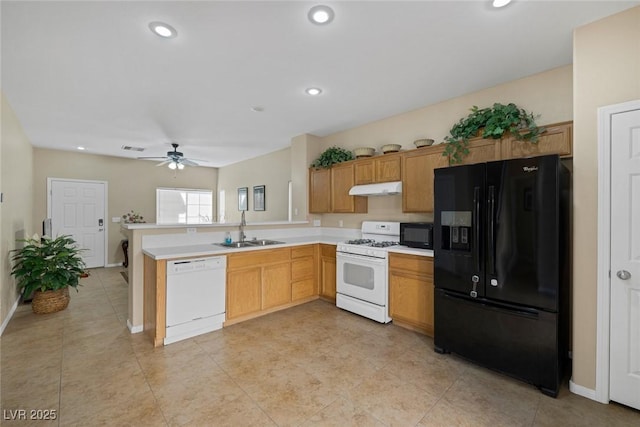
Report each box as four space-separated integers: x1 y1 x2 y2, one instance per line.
305 87 323 96
149 21 177 38
77 146 86 150
308 5 335 25
492 0 512 8
251 106 264 112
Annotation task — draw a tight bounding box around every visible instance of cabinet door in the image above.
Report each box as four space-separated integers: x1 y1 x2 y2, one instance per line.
331 162 367 213
389 270 434 336
457 137 501 165
354 159 375 185
402 146 449 213
227 267 262 319
375 154 402 182
262 262 292 310
501 121 572 160
309 168 331 213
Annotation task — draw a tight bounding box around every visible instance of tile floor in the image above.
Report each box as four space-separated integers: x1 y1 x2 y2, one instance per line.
1 267 638 426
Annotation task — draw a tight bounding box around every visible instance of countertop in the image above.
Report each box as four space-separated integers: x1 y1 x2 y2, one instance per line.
143 235 346 260
143 236 434 260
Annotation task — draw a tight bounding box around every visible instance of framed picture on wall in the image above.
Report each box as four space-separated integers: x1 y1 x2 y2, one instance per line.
253 185 265 211
238 187 248 211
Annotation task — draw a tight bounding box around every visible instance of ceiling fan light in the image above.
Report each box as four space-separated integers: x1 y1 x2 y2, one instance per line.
177 163 185 170
168 161 177 170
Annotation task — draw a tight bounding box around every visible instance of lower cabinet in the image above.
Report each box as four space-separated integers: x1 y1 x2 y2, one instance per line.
226 246 319 324
291 245 317 301
319 244 337 301
389 253 434 336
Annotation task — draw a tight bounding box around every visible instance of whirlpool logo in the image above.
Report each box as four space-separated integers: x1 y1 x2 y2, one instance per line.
522 166 539 173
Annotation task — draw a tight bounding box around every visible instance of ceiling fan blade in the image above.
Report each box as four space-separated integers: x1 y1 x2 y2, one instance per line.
181 159 199 167
155 160 172 167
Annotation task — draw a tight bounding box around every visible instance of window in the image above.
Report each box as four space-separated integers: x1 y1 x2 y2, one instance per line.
156 188 213 224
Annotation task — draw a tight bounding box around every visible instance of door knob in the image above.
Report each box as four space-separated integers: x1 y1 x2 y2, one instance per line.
616 270 631 280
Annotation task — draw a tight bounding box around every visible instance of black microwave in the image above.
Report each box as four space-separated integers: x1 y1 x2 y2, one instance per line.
400 222 434 249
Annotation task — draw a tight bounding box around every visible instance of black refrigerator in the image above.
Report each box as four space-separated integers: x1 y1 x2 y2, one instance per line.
433 155 570 397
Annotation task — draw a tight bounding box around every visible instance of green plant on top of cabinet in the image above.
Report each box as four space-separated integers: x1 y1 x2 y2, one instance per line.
444 103 545 164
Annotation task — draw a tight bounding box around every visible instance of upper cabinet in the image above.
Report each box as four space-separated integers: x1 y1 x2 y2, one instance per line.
459 121 573 166
309 168 331 213
308 121 572 215
331 162 368 213
402 145 449 213
354 153 402 185
309 161 367 214
501 121 572 160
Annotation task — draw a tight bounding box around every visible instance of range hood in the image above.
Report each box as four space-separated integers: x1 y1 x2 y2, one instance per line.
348 181 402 196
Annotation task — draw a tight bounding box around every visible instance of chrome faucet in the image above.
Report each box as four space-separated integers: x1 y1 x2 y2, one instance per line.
239 210 246 242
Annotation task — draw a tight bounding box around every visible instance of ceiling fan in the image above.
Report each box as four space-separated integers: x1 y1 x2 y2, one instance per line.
138 143 201 169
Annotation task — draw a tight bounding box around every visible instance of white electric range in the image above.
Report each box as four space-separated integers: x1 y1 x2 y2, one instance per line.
336 221 400 323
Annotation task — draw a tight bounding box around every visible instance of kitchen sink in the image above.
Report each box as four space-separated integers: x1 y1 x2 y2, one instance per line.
215 241 256 248
247 239 285 246
215 239 285 249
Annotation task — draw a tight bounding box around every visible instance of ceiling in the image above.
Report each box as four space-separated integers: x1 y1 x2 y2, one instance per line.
2 1 638 168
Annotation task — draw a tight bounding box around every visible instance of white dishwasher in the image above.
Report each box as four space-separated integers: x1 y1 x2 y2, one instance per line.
165 256 226 345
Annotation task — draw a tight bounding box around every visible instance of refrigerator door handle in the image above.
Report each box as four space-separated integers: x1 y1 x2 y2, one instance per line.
473 186 481 273
488 185 496 276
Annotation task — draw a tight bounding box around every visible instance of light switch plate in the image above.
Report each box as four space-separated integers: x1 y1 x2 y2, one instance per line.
112 217 121 223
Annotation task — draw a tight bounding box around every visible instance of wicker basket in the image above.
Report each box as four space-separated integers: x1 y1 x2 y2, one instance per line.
32 288 70 314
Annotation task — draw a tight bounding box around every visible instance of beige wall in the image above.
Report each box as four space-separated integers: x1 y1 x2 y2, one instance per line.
1 93 34 330
572 6 640 390
33 149 218 266
217 147 291 224
316 65 573 227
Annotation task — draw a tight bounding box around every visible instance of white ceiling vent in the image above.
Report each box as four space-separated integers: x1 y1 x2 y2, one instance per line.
121 145 145 152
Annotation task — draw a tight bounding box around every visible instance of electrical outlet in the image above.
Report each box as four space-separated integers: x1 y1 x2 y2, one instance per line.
294 208 299 216
313 220 321 227
338 220 343 228
187 227 197 234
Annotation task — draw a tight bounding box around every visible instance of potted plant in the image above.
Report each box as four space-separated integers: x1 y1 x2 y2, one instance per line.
10 234 86 314
311 146 354 168
443 103 545 164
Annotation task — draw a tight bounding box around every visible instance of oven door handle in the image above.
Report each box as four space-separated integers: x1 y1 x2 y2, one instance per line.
337 251 386 265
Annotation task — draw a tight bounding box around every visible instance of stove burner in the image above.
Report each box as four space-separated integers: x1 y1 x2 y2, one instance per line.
345 239 375 245
370 241 399 248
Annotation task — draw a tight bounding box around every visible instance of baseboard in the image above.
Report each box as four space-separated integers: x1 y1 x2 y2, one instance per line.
569 379 603 403
0 297 20 336
127 319 143 334
106 263 124 268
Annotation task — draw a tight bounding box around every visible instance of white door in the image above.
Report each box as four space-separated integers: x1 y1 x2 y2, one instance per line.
609 108 640 410
49 179 106 269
